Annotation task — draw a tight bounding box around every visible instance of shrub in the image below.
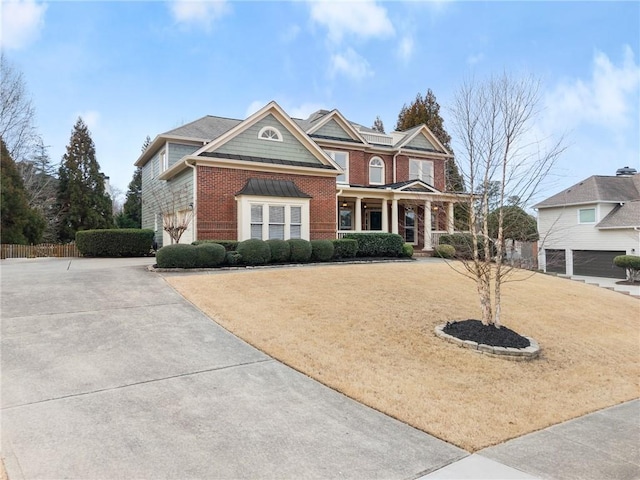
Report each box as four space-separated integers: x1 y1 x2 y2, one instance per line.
192 239 238 252
331 239 358 259
237 239 271 265
195 243 226 267
401 243 414 258
311 240 334 262
613 255 640 283
435 244 456 259
342 232 404 257
224 251 242 266
156 244 198 268
76 229 154 257
439 233 484 260
287 239 312 263
266 239 291 263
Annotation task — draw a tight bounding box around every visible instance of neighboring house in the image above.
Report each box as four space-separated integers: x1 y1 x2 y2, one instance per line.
535 169 640 279
135 101 466 250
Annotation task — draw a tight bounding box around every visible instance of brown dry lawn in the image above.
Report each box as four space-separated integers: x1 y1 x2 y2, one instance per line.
166 262 639 452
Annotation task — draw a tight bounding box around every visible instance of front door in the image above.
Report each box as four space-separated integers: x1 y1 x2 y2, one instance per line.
366 210 382 230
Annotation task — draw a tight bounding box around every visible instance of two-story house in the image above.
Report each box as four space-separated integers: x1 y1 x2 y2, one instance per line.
135 101 466 250
535 168 640 279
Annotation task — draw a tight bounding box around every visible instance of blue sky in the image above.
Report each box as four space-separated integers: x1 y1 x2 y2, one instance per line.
2 0 639 205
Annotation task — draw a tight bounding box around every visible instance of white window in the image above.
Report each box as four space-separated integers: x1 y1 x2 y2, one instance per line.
241 199 309 241
578 208 596 224
405 209 417 245
160 150 168 172
326 150 349 184
258 126 283 142
409 159 434 185
369 157 384 185
339 205 352 230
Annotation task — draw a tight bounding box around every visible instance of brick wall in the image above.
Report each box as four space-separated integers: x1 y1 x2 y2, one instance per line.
196 166 337 240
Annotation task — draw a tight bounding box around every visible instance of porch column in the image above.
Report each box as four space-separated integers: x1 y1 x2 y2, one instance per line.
423 200 432 251
355 197 362 232
391 198 398 234
447 202 455 233
381 198 388 232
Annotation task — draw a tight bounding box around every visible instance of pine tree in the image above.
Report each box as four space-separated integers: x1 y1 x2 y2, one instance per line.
1 137 44 244
119 167 142 228
395 89 464 192
141 135 151 152
57 118 113 242
372 116 385 133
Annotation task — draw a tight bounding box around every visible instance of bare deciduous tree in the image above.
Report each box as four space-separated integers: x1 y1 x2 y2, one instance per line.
148 184 193 245
449 73 566 327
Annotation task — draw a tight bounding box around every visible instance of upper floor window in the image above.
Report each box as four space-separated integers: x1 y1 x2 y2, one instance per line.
409 159 434 185
369 157 385 185
258 126 283 142
326 150 349 184
578 208 596 224
160 149 168 172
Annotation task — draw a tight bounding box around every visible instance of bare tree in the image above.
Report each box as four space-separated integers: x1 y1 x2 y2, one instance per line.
448 73 566 327
0 53 38 162
148 184 193 245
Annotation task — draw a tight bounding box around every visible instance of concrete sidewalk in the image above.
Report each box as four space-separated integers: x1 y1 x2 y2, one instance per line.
1 257 637 479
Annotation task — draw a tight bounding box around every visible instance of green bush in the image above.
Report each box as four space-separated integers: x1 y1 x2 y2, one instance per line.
342 232 404 257
613 255 640 283
439 233 485 260
331 239 358 259
266 239 291 263
225 251 242 266
192 239 238 251
434 244 456 259
287 239 312 263
311 240 334 262
195 243 226 267
76 229 154 257
156 244 198 268
401 243 414 258
237 239 271 265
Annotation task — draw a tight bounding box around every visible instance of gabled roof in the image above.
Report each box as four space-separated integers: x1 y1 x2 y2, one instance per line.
535 175 640 208
164 115 241 140
596 200 640 229
304 109 367 144
393 125 451 156
236 178 311 198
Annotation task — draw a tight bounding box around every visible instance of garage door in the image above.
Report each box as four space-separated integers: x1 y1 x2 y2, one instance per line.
572 250 626 279
545 249 566 274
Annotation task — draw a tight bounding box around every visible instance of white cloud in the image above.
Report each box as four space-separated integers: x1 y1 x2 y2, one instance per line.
280 24 301 43
170 0 230 31
309 0 394 44
286 102 326 119
397 35 414 63
467 52 484 66
76 110 101 131
330 48 373 81
245 100 266 118
544 45 640 132
0 0 47 50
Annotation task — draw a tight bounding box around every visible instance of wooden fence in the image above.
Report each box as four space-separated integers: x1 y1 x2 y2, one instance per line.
1 243 80 259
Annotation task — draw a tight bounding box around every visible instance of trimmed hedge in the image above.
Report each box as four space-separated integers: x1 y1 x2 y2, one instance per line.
434 244 456 259
401 243 414 258
311 240 334 262
438 233 485 260
195 243 226 267
614 255 640 282
192 239 238 251
237 239 271 265
76 229 154 257
342 232 404 257
225 251 242 266
266 239 291 263
156 244 198 268
331 238 358 259
288 239 312 263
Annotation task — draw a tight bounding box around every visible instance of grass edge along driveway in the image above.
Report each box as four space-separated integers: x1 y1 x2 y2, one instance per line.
166 262 640 452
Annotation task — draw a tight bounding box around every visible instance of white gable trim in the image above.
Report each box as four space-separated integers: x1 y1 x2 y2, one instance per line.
306 109 368 144
397 125 452 157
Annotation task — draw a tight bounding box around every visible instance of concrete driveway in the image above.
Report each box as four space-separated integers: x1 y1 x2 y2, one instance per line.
2 257 638 480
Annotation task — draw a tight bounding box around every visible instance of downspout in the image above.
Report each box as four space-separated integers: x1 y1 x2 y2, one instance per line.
185 159 197 242
393 152 399 183
336 188 343 237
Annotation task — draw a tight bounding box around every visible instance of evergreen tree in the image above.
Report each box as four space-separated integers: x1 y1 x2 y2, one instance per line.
1 137 44 244
57 118 113 242
372 116 385 133
395 89 464 192
119 167 142 228
141 135 151 152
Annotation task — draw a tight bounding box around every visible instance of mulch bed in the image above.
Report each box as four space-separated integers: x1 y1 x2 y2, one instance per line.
443 319 530 349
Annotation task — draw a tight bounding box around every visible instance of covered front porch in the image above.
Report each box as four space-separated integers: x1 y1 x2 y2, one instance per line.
336 182 467 251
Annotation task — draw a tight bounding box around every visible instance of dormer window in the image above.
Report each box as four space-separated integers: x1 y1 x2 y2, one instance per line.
258 126 283 142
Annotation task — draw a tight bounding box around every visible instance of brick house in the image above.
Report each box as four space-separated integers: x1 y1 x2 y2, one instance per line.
136 101 466 250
